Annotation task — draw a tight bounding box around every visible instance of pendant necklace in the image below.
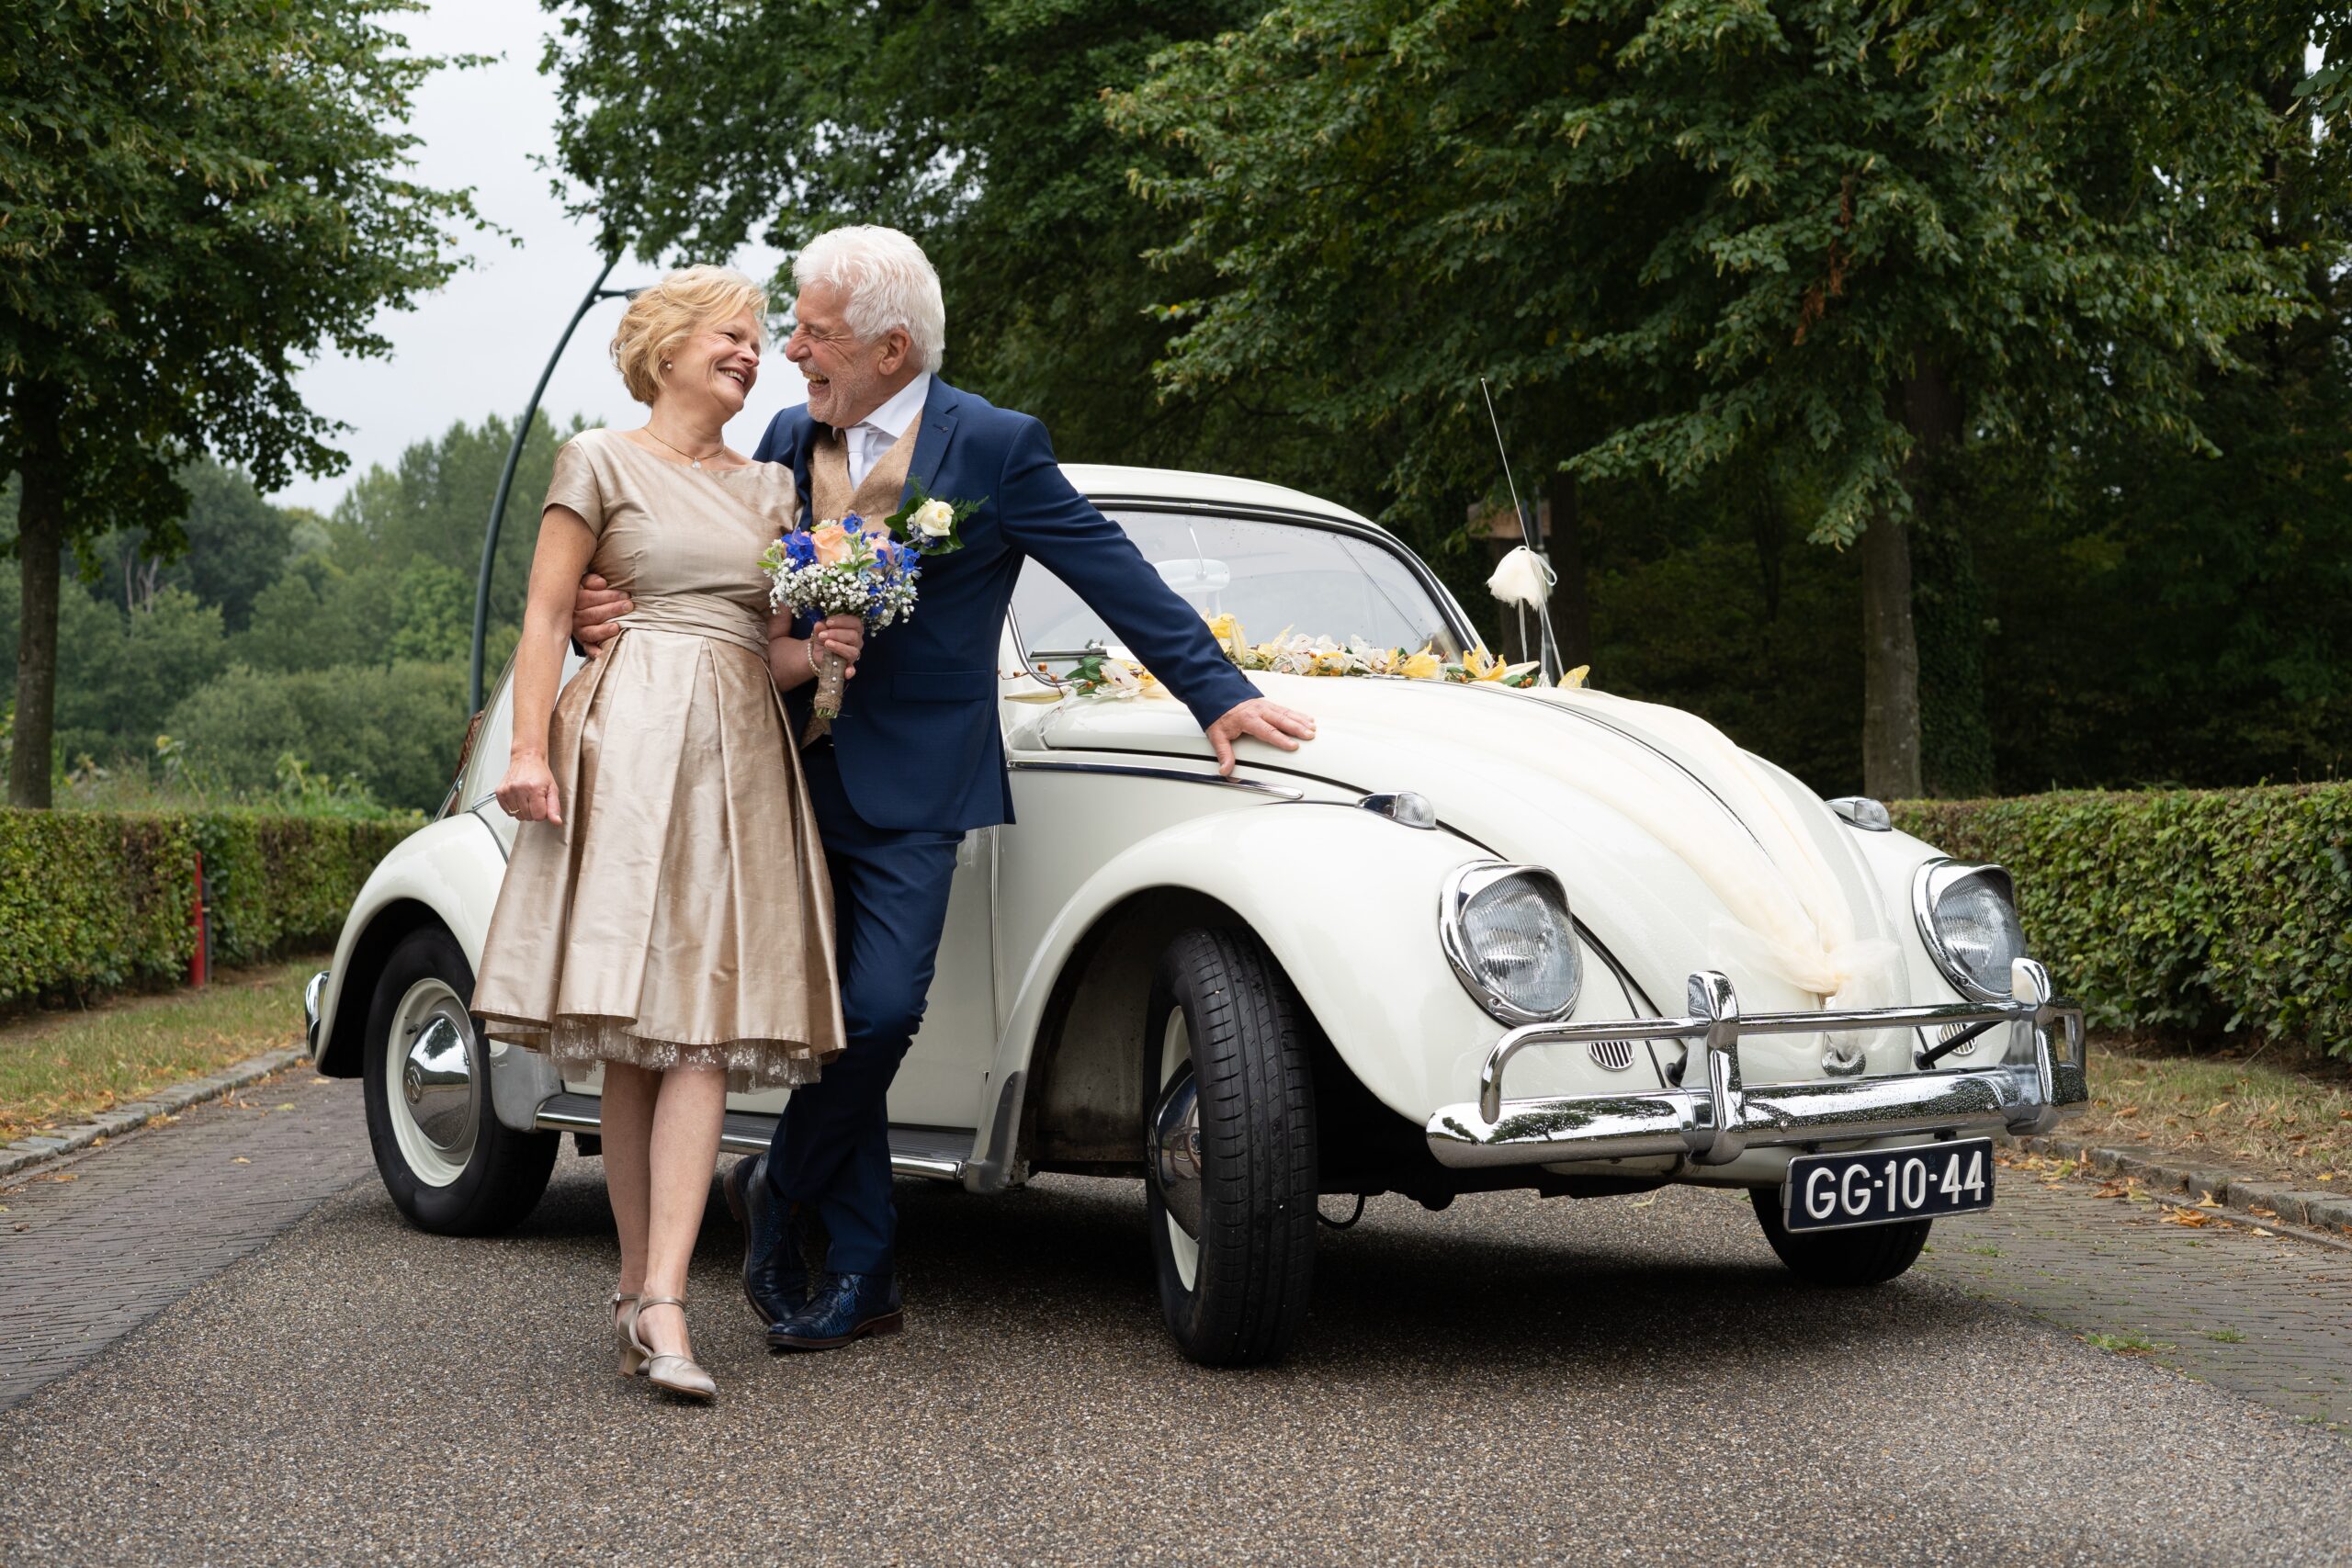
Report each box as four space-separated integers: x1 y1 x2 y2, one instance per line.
644 427 724 470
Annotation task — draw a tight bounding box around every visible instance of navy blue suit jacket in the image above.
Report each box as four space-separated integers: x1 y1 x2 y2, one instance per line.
754 378 1260 832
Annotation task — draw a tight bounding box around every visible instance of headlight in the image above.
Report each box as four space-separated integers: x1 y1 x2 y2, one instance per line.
1912 860 2026 1001
1441 863 1582 1024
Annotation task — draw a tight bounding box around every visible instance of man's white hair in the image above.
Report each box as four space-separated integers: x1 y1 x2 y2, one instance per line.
793 225 947 373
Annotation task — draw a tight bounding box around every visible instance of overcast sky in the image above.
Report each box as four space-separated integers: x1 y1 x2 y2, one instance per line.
274 0 801 513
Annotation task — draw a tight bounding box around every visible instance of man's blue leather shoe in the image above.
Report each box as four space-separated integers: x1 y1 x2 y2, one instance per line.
721 1155 827 1326
766 1271 903 1350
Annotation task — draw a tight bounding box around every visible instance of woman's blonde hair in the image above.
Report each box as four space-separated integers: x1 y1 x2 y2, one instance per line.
609 265 768 404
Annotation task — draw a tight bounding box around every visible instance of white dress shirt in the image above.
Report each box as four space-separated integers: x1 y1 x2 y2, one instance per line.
844 372 933 490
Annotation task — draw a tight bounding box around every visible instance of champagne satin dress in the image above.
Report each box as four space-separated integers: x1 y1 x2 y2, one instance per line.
470 427 847 1091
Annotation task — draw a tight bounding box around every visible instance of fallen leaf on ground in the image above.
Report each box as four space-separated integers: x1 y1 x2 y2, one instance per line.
10 1224 23 1232
2113 1106 2141 1118
2196 1195 2224 1208
2093 1182 2130 1199
40 1172 76 1183
275 1103 295 1111
2252 1227 2278 1236
2160 1207 2213 1227
310 1077 332 1086
231 1156 251 1164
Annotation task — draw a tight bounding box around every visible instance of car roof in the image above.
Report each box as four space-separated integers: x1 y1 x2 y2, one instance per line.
1064 462 1386 534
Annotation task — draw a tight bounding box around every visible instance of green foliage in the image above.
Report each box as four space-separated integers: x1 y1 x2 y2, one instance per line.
1115 0 2312 536
85 461 295 631
0 807 416 1003
167 662 469 815
52 587 230 764
1894 785 2352 1059
0 0 482 805
328 411 572 633
233 560 404 674
539 1 1343 482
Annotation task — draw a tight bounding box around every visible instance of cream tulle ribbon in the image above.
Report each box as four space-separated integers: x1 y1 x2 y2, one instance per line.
1469 687 1905 1042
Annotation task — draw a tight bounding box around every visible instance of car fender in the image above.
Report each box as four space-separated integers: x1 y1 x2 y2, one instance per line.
982 804 1502 1152
311 809 508 1077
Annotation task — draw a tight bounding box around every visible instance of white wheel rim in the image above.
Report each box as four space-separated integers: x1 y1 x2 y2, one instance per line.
384 976 480 1188
1159 1009 1199 1292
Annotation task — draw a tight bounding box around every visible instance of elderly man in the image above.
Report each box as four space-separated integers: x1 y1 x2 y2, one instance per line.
571 225 1315 1350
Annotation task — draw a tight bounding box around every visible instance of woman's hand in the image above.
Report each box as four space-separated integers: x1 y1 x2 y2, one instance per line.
813 614 864 677
497 753 562 824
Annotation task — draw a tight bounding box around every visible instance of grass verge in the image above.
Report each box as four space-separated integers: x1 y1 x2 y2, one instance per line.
0 956 323 1143
2074 1032 2352 1187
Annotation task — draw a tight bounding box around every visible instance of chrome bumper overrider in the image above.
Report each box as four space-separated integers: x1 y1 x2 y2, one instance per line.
1425 957 2086 1169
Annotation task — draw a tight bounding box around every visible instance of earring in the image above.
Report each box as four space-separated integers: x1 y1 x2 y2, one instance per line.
661 359 673 370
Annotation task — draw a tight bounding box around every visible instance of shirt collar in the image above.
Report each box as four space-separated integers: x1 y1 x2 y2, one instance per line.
853 371 932 442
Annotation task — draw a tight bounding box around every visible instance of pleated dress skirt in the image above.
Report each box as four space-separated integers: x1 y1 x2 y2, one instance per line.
471 625 847 1092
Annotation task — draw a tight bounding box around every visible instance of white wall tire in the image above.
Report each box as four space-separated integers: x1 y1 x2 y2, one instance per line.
1142 928 1317 1367
362 926 558 1235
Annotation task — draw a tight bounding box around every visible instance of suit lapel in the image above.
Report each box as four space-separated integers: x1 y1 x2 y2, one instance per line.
905 378 962 503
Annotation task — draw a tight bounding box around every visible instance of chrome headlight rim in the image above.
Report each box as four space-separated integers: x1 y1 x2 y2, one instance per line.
1440 862 1583 1026
1911 857 2023 1003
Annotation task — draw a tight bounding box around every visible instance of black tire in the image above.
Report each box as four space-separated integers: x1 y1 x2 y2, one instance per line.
363 926 558 1235
1142 928 1317 1366
1749 1186 1931 1286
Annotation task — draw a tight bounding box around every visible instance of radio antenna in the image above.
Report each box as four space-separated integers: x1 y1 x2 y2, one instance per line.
1477 377 1562 685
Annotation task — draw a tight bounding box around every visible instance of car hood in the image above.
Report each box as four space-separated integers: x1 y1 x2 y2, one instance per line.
1030 673 1908 1019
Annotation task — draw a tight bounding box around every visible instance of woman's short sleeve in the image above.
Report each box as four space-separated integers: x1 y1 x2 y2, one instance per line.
544 437 606 536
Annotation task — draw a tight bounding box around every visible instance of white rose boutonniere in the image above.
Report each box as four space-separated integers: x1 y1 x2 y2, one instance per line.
910 497 957 537
882 479 980 556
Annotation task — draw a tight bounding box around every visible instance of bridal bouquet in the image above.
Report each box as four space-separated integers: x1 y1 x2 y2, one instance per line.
761 482 980 741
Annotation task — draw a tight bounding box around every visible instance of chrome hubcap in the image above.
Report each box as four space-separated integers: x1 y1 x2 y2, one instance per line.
385 977 479 1187
402 1017 477 1152
1148 1008 1203 1290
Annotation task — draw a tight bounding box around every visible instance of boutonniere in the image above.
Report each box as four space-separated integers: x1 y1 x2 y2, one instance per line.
882 479 983 557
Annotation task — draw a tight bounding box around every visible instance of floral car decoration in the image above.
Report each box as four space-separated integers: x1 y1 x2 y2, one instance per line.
1056 613 1577 700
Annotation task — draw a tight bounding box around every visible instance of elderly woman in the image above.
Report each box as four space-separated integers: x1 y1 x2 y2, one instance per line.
470 266 861 1404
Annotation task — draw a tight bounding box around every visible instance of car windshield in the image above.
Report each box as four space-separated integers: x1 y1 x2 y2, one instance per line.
1012 509 1465 663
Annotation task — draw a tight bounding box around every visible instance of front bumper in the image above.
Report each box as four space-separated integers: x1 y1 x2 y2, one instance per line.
1426 957 2086 1170
304 970 329 1057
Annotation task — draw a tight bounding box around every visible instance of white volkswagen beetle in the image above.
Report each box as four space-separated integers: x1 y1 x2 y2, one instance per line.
306 464 2087 1365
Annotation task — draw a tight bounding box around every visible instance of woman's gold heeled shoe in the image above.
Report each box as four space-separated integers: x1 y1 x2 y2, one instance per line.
628 1296 717 1403
613 1291 645 1377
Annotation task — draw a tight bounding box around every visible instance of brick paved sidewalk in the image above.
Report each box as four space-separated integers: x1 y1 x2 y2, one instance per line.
1921 1162 2352 1433
0 1065 369 1412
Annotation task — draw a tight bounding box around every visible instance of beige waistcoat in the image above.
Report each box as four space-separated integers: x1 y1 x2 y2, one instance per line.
808 419 921 527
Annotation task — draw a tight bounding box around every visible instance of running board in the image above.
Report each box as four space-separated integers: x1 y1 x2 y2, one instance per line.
532 1092 973 1181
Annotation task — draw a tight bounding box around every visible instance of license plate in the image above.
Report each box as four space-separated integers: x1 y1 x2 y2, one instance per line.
1782 1138 1995 1232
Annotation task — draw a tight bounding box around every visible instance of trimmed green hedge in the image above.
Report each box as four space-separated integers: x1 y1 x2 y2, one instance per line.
0 809 417 1003
1894 784 2352 1056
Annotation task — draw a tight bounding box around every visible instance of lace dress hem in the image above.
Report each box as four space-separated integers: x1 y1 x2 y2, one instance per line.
476 1010 832 1094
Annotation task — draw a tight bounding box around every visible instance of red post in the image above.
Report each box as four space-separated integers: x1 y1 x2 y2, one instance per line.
188 850 209 987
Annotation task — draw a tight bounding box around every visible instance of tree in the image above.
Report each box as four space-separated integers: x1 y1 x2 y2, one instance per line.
1114 0 2328 795
329 411 573 633
537 0 1349 480
90 460 296 629
0 1 479 806
53 586 230 765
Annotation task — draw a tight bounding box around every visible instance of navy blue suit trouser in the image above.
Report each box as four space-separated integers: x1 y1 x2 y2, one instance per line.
764 746 963 1276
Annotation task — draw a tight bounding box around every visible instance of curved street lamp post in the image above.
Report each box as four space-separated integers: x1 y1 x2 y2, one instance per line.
468 254 642 713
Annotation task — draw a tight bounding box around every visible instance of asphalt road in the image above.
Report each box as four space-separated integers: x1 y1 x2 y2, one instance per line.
4 1096 2350 1564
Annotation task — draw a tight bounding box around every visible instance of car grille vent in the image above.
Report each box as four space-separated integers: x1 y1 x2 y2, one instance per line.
1935 1021 1979 1057
1588 1040 1636 1072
